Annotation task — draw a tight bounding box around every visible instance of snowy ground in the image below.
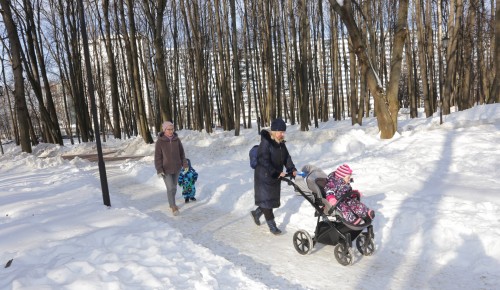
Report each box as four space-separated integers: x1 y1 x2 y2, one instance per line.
1 104 499 290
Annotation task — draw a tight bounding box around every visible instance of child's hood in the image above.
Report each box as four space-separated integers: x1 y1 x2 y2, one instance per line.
185 158 193 169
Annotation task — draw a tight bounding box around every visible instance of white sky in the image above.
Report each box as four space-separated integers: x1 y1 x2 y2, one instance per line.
1 104 499 289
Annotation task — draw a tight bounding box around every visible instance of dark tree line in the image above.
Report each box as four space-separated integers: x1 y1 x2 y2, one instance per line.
0 0 498 153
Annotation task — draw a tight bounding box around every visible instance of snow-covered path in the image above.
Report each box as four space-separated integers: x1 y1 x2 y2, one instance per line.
105 148 496 290
106 161 312 289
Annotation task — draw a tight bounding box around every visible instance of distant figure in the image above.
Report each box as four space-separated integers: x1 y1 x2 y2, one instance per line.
324 164 375 226
178 158 198 203
155 121 185 216
250 118 297 235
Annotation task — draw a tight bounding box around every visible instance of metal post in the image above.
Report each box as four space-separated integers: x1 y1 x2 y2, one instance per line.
77 0 111 206
0 84 3 151
440 35 449 125
439 100 443 125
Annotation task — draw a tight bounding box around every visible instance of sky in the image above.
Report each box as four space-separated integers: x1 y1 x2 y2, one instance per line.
1 104 499 290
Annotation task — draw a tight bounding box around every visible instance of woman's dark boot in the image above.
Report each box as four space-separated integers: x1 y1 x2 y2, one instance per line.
250 208 263 226
266 219 282 235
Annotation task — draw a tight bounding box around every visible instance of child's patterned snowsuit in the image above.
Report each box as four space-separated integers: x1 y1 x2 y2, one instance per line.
178 159 198 199
323 172 370 224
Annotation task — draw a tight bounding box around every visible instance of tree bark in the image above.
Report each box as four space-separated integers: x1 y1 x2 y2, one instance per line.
329 0 408 139
491 0 500 103
229 0 242 135
102 0 121 139
0 0 32 152
298 0 309 131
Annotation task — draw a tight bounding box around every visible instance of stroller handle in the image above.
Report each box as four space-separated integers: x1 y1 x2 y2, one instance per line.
280 175 335 224
279 175 295 186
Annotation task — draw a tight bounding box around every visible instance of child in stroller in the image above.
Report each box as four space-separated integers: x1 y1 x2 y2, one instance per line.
286 164 375 265
324 164 375 226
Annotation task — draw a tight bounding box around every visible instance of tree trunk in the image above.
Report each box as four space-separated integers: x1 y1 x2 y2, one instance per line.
329 10 340 121
386 0 409 126
21 0 63 145
415 0 432 117
242 0 254 128
329 0 408 139
119 0 153 143
349 42 358 124
0 0 31 152
103 0 121 139
491 0 500 103
144 0 172 128
213 0 231 130
298 0 309 131
60 0 93 142
288 0 298 125
318 0 329 122
443 0 463 114
229 0 242 135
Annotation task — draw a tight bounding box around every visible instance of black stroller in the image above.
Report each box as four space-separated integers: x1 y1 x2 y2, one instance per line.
282 165 375 266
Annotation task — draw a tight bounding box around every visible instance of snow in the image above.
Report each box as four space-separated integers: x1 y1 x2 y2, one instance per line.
1 104 499 290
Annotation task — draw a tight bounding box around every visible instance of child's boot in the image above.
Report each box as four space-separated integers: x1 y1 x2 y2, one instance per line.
266 219 282 235
250 207 263 226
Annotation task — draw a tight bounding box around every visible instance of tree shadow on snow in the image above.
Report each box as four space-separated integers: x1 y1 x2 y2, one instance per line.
428 232 500 288
354 130 496 289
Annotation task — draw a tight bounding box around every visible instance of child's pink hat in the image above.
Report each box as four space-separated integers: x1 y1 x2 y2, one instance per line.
335 164 352 179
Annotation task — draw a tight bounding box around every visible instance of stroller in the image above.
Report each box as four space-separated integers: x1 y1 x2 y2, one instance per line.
282 165 375 266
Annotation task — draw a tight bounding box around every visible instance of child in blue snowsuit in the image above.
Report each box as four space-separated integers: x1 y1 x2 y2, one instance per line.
178 158 198 203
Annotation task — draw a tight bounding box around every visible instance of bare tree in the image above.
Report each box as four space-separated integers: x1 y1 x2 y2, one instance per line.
2 0 499 154
103 0 122 139
492 0 500 103
328 0 409 139
143 0 173 130
58 0 94 142
18 0 63 145
212 0 232 130
415 0 433 117
0 0 31 152
229 0 243 135
118 0 152 143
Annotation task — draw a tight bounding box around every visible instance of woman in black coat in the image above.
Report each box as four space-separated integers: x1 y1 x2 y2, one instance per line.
251 118 297 235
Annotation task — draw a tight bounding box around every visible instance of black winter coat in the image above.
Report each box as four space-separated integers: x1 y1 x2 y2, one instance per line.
254 130 296 209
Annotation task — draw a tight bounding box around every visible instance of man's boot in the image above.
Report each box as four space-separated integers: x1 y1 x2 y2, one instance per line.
250 207 263 226
266 219 282 235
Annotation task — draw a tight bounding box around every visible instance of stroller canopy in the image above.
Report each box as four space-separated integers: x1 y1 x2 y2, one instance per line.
301 164 328 200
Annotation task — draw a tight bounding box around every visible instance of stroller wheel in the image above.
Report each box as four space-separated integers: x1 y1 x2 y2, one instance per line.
293 230 313 255
334 243 353 266
356 233 375 256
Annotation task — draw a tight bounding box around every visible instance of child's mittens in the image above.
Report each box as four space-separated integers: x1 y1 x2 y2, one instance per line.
351 190 362 200
326 195 337 205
